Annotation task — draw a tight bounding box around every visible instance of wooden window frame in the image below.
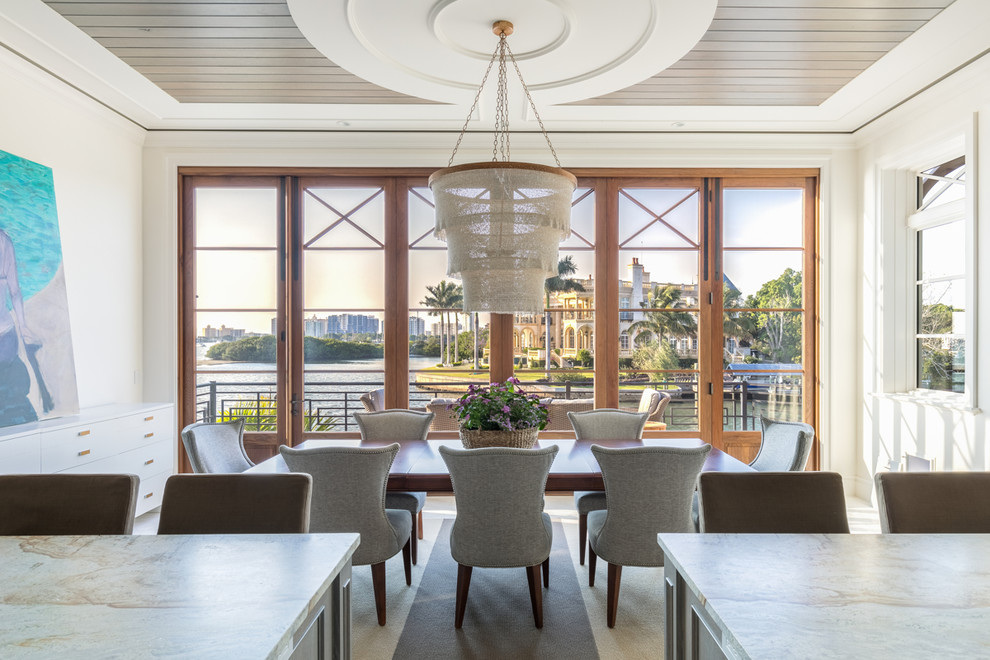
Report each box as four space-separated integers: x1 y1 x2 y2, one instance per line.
178 167 819 469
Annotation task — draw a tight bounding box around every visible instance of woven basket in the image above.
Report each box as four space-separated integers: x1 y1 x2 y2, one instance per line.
459 427 540 449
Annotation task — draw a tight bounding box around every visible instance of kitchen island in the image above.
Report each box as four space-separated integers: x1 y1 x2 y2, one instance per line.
658 533 990 659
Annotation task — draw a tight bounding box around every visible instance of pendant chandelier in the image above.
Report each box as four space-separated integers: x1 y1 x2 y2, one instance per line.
430 21 577 314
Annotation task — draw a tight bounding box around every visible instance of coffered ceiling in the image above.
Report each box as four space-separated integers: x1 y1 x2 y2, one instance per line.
2 0 989 132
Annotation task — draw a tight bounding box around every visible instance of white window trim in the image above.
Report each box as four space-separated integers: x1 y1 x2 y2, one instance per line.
880 120 978 408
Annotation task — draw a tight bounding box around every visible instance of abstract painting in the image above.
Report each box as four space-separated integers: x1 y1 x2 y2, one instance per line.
0 149 78 427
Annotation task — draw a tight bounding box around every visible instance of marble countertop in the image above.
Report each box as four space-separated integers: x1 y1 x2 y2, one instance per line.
0 533 359 659
658 533 990 660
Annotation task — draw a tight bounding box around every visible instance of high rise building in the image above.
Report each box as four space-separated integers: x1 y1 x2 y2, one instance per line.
408 315 426 337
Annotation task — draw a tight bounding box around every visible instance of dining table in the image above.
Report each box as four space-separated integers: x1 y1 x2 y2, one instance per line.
247 437 753 491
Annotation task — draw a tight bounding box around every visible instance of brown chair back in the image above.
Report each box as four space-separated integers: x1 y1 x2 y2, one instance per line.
699 472 850 533
0 474 139 535
876 471 990 533
157 473 312 534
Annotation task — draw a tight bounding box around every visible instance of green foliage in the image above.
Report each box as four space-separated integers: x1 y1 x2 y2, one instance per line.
218 396 336 432
575 349 594 368
550 372 593 383
921 345 955 391
632 340 680 377
920 302 953 334
303 336 383 361
745 268 803 364
421 280 464 366
618 357 634 369
629 285 697 346
206 335 383 363
206 335 276 362
409 335 441 357
454 378 549 431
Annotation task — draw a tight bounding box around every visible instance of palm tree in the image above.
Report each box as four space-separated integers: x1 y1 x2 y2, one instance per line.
722 282 756 361
544 256 586 377
628 284 697 347
421 280 462 365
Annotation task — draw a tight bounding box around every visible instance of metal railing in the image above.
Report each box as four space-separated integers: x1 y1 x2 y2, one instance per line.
194 378 797 433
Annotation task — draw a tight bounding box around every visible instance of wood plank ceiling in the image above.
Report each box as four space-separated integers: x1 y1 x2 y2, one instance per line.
44 0 955 107
573 0 958 106
43 0 434 104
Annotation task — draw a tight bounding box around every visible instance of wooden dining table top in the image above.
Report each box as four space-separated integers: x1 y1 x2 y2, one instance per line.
248 437 753 492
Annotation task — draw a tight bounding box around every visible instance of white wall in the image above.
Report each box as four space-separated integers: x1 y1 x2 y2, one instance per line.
855 53 990 499
142 130 860 480
0 48 146 408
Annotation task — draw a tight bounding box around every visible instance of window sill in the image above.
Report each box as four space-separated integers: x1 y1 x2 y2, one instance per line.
870 392 981 415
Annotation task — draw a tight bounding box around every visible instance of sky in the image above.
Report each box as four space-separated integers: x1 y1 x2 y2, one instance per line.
195 185 807 335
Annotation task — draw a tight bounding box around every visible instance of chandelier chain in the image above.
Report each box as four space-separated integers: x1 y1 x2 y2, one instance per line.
505 41 561 168
446 41 500 167
445 24 562 169
493 34 510 162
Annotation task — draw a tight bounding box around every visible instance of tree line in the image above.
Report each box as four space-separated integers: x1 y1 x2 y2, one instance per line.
205 335 383 362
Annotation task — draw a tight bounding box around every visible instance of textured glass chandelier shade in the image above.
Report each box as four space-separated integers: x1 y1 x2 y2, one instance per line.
430 162 576 313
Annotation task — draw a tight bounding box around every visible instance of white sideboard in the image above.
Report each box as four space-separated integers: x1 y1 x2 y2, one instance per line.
0 403 174 517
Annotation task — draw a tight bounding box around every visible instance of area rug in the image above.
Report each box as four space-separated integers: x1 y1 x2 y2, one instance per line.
391 519 599 660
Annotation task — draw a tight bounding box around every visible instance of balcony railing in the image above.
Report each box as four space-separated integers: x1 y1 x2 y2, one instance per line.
193 378 798 433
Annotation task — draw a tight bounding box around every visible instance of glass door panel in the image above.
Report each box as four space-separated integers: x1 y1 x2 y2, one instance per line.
513 187 596 407
300 184 386 435
191 183 282 462
719 184 810 463
407 185 488 414
618 186 701 431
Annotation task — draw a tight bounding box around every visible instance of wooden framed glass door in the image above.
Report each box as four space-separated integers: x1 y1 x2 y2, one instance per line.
710 177 818 466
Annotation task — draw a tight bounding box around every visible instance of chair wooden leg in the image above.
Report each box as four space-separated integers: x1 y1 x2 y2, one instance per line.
371 562 387 626
606 563 622 628
402 538 412 586
410 511 418 565
418 510 424 540
578 513 587 565
588 544 597 587
454 564 473 629
526 564 544 629
542 556 550 589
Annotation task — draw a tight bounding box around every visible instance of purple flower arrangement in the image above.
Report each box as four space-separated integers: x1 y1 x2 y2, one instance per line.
453 378 549 432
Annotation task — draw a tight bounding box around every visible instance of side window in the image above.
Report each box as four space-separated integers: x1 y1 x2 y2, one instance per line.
911 157 967 394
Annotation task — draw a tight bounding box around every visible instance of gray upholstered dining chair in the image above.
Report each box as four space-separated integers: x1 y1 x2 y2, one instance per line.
439 444 558 629
354 409 434 564
360 388 386 412
587 444 710 628
157 473 312 534
698 471 850 533
280 442 411 626
180 418 254 473
0 474 139 535
568 408 650 566
749 416 815 472
637 387 671 423
875 471 990 533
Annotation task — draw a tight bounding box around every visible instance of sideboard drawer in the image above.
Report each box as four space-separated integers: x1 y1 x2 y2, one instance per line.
40 421 117 472
120 409 172 448
135 471 168 516
59 439 171 482
0 432 41 474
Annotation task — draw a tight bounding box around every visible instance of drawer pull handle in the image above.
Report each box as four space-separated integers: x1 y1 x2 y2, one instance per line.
144 492 154 499
78 430 91 437
144 458 155 466
144 432 154 438
144 416 154 421
78 449 91 457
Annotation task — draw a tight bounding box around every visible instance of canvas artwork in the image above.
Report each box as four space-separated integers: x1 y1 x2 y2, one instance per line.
0 149 79 428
